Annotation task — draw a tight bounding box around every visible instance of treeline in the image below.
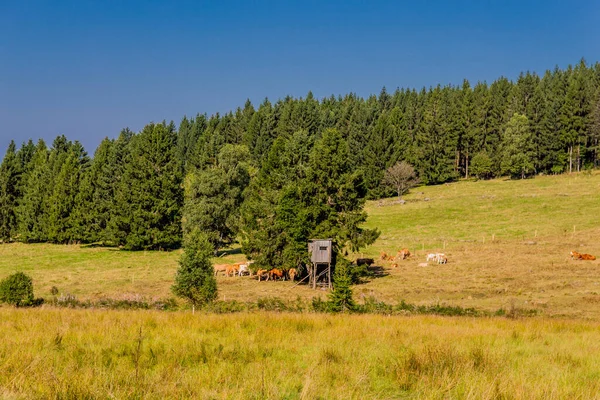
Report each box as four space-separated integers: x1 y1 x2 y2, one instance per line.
1 60 600 254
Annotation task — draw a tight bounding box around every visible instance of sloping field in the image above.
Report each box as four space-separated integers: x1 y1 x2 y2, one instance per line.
1 172 599 317
1 309 600 399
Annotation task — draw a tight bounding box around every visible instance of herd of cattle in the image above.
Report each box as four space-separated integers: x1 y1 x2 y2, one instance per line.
379 248 448 266
214 261 299 281
213 249 596 283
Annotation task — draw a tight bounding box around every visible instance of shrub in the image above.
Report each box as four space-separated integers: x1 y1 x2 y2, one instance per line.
0 272 35 306
257 297 289 312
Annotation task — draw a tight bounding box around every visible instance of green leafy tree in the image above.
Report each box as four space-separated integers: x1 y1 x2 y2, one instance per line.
241 129 379 270
470 152 493 179
183 144 250 252
501 113 535 178
172 230 217 307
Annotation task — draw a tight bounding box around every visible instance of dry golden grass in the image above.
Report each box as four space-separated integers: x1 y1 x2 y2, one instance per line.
1 172 600 317
1 308 599 399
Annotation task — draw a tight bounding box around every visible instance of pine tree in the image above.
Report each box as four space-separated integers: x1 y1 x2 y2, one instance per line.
17 140 49 242
46 150 81 243
172 229 217 307
70 137 113 242
0 141 22 240
327 259 355 312
501 113 535 178
113 123 182 250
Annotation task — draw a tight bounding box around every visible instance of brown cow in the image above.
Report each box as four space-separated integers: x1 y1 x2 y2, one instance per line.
356 258 374 266
288 268 298 281
256 269 269 281
571 251 596 261
269 268 285 281
380 251 390 261
213 264 228 276
396 248 411 260
225 265 239 277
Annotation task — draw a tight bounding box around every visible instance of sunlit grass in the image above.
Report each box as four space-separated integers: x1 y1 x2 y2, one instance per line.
1 309 599 399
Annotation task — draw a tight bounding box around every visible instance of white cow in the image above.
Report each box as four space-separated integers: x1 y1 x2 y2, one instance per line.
237 260 255 276
426 253 448 264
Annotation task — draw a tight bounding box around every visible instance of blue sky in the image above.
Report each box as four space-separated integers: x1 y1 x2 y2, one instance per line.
1 0 599 155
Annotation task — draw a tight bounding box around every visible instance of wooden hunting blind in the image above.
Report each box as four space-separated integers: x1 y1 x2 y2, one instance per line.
308 239 333 289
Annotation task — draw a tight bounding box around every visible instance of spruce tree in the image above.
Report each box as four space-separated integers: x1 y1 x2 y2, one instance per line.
172 229 217 307
114 123 182 250
327 259 355 312
0 141 22 240
17 140 49 242
501 113 535 178
46 150 81 243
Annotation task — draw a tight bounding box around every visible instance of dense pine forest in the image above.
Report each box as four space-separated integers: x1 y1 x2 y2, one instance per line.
1 60 599 262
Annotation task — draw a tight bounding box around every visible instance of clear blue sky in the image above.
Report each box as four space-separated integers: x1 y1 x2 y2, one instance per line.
1 0 599 156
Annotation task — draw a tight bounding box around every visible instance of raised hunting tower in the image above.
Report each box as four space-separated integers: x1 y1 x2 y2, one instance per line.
308 239 333 289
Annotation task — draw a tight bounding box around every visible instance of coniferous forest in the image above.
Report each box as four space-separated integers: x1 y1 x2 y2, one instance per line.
1 60 600 266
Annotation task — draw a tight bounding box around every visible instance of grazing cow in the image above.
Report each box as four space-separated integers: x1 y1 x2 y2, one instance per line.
571 251 596 261
426 253 437 262
226 265 239 277
269 268 285 281
288 268 298 281
238 263 251 276
213 264 228 276
256 269 269 281
396 248 411 260
380 252 390 261
356 258 375 266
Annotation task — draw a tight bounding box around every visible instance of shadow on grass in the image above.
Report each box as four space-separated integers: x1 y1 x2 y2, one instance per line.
217 247 243 257
352 264 390 285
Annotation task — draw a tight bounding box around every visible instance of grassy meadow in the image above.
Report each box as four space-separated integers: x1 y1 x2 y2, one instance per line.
1 172 600 317
2 309 600 399
2 172 600 398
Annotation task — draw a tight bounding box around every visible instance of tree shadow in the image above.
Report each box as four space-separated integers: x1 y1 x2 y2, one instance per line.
352 264 389 285
217 247 242 257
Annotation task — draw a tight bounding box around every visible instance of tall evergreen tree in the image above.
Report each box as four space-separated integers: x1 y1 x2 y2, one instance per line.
182 144 250 252
0 142 22 240
17 140 49 242
113 123 183 250
501 113 535 178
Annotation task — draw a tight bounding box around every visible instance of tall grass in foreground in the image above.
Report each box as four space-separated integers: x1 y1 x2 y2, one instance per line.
1 308 599 399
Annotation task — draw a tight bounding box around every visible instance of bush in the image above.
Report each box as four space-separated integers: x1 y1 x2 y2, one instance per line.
0 272 35 306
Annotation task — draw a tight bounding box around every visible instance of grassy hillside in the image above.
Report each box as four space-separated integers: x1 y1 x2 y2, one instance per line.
1 172 600 317
1 309 600 399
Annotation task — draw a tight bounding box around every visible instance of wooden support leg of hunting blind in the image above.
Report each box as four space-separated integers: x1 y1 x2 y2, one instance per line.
327 263 331 289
